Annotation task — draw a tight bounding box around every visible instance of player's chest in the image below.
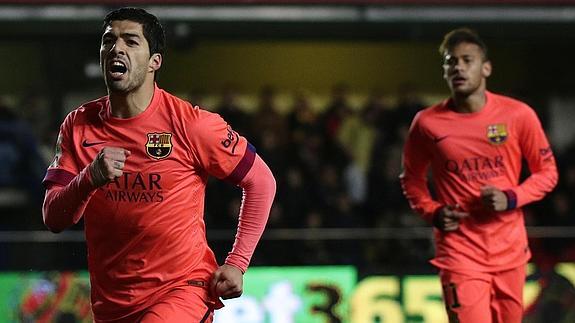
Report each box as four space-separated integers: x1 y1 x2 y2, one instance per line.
73 123 191 173
426 117 518 159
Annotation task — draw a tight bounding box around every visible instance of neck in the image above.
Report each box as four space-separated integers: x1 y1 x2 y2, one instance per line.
109 81 155 118
451 90 487 113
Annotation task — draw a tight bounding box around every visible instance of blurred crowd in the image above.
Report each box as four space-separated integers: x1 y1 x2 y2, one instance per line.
1 83 575 271
200 82 575 270
202 82 431 269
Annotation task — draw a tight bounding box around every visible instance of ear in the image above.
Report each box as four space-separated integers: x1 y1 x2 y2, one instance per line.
482 60 492 78
149 53 162 72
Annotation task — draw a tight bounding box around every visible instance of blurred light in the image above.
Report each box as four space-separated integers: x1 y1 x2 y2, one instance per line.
174 23 191 38
366 6 575 22
0 5 105 21
147 6 360 22
1 5 575 23
84 61 101 79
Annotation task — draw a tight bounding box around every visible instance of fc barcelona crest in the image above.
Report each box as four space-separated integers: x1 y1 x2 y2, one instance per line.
487 124 508 145
146 133 172 159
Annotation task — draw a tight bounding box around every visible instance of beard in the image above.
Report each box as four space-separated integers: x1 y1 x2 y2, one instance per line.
104 68 147 94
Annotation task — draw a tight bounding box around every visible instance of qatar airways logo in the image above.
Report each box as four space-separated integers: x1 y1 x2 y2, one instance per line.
103 172 164 202
444 155 506 182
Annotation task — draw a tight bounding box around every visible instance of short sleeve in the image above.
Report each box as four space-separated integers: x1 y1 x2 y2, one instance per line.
188 110 256 184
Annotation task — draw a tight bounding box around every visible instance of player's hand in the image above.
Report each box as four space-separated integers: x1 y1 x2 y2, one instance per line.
210 264 244 300
89 147 131 187
433 205 469 232
480 185 508 211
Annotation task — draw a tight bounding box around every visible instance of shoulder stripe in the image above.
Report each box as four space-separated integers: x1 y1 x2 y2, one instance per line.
225 143 256 185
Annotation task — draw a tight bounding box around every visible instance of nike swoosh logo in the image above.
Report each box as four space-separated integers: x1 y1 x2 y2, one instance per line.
82 139 106 147
433 135 449 143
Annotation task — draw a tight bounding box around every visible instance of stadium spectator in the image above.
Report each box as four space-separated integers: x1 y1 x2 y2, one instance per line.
320 82 353 141
393 82 426 131
216 82 251 138
0 100 45 230
337 100 378 207
251 85 289 175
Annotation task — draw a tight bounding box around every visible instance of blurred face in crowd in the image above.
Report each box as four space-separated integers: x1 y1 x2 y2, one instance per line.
442 42 491 98
100 20 161 93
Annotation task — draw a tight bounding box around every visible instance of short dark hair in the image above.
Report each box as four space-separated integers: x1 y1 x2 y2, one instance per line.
439 28 488 61
103 7 166 57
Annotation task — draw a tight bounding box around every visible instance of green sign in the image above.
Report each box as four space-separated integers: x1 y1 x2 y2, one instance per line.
215 266 357 322
1 264 574 322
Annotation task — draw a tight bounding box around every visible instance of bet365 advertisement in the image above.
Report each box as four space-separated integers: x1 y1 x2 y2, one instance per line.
1 264 574 323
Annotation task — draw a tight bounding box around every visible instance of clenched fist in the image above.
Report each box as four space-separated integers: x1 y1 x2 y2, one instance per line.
480 185 508 211
89 147 131 187
210 264 244 300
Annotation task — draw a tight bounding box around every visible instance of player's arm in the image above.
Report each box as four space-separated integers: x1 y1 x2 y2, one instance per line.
43 166 96 233
211 154 276 299
399 113 443 223
43 147 131 232
224 153 275 271
502 108 558 210
185 109 275 299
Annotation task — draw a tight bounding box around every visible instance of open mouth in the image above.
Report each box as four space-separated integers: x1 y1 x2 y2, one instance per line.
109 61 127 78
